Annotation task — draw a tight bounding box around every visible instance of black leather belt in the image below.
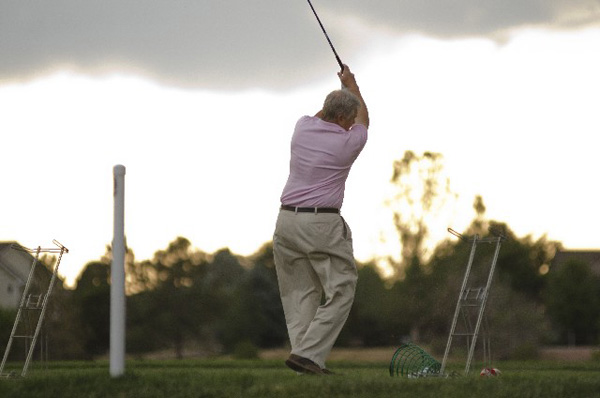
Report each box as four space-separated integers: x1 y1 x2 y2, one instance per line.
281 205 339 214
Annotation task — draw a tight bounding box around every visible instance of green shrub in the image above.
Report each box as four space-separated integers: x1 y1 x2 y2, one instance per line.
233 340 259 359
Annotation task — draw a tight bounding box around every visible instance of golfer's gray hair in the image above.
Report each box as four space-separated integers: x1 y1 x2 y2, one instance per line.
321 90 360 122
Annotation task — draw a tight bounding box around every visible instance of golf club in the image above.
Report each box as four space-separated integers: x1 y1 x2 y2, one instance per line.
306 0 344 72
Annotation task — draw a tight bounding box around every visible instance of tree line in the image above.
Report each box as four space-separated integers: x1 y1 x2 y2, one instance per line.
2 151 599 361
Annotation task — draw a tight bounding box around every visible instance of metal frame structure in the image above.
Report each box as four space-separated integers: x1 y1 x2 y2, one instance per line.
0 240 68 378
440 228 506 375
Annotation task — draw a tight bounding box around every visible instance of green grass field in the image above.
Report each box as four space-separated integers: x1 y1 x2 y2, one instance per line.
1 359 600 398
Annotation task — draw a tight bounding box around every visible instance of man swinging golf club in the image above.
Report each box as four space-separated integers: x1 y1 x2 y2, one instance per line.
273 64 369 375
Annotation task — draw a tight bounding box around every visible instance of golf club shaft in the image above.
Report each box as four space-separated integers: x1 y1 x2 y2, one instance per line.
306 0 343 71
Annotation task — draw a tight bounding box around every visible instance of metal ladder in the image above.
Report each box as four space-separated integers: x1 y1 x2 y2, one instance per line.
440 228 506 375
0 240 68 378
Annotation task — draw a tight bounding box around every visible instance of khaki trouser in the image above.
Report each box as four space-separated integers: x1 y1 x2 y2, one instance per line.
273 209 358 368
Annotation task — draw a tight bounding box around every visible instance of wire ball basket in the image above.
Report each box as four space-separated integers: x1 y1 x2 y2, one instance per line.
389 343 442 378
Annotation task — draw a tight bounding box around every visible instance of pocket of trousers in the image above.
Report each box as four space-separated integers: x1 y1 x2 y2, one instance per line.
340 216 352 241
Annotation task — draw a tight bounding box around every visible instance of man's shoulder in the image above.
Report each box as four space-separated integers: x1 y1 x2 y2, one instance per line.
350 123 368 131
297 115 317 124
294 115 315 128
349 123 368 139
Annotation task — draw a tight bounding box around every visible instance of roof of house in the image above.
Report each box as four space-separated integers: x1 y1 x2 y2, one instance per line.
0 241 56 284
0 242 32 284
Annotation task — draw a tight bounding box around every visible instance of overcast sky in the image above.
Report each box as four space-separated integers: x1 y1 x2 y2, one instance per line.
2 1 600 286
2 0 600 89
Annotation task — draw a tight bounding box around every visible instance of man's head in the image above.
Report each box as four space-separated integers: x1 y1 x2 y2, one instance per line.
321 90 360 130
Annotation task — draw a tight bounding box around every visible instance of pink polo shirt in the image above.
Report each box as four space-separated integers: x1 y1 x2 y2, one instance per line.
280 115 368 209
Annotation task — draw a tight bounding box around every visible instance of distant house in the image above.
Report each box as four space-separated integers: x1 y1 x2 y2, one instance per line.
0 242 35 310
551 250 600 276
0 242 57 310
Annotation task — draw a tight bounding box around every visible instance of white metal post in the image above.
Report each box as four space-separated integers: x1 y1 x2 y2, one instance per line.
110 165 126 377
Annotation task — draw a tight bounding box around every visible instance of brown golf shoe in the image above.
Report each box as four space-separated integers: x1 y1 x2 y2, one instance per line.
285 354 325 375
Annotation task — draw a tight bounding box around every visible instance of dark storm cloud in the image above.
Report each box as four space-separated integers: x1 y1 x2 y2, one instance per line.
1 0 599 90
327 0 600 38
